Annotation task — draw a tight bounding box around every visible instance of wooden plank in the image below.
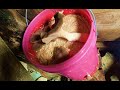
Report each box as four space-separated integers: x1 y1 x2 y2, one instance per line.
92 9 120 41
0 37 33 81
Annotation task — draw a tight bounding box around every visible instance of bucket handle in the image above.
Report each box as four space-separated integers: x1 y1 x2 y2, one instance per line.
89 9 98 37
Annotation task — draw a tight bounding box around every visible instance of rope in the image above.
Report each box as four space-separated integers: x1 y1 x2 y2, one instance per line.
25 9 28 26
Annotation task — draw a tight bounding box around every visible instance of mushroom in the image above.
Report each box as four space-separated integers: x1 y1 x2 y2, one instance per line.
42 12 89 44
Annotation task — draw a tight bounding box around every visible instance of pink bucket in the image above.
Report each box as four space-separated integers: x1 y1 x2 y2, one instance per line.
22 9 99 80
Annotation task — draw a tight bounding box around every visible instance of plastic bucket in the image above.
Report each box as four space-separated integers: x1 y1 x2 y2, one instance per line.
22 9 99 80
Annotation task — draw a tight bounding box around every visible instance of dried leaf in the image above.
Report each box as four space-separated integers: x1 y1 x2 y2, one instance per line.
110 75 119 81
101 52 114 73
